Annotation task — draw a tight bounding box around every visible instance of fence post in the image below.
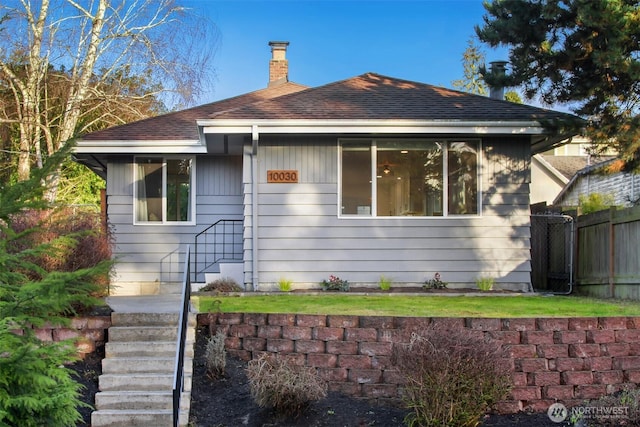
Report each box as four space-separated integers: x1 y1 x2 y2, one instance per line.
609 207 616 298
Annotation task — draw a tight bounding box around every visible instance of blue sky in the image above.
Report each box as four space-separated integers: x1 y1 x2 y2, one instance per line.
184 0 509 103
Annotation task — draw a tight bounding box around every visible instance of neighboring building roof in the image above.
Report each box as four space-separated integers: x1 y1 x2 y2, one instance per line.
80 81 308 141
539 155 592 180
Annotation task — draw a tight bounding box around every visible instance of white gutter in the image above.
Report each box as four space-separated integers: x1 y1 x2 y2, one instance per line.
74 140 206 154
197 119 551 135
251 125 259 292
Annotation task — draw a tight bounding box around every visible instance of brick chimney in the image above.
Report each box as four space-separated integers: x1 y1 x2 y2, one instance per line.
268 41 289 86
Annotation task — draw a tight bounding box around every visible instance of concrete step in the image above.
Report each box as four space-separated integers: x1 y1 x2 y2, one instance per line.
98 373 192 392
108 325 195 342
95 390 190 410
111 311 196 327
102 356 193 374
105 341 194 358
94 309 196 427
111 312 184 327
91 409 189 427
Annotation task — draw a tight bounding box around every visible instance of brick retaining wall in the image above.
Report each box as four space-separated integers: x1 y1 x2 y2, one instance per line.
31 315 112 357
198 313 640 413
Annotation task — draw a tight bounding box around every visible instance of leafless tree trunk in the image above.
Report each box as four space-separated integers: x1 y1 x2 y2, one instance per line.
0 0 216 197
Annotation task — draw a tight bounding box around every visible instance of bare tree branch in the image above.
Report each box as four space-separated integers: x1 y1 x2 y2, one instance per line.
0 0 218 191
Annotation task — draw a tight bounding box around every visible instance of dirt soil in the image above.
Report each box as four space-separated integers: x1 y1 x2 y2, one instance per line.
69 348 103 426
188 326 563 427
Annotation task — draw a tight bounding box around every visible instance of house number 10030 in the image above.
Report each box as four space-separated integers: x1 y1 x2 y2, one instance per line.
267 170 298 183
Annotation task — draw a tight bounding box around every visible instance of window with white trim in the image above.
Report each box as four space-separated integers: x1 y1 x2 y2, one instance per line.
134 157 195 223
340 139 479 217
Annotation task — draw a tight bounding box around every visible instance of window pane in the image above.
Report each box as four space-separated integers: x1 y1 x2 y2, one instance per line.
448 141 478 215
136 158 163 222
376 141 443 216
341 144 371 215
167 159 192 221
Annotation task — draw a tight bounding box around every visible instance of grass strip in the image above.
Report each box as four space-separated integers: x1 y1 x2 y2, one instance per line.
194 294 640 318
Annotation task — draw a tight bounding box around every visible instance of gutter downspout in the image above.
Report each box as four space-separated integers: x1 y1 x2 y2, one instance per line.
251 125 259 291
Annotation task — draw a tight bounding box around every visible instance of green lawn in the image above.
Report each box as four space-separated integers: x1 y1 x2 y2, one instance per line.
194 294 640 318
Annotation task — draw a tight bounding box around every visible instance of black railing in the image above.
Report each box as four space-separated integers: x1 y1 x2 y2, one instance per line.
173 246 191 427
194 219 243 282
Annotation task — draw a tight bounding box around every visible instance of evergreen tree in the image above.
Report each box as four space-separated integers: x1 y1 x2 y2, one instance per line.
477 0 640 168
0 144 111 426
452 37 523 103
452 38 489 95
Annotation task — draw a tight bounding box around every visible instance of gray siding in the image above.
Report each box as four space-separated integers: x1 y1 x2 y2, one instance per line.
249 136 533 290
106 155 243 292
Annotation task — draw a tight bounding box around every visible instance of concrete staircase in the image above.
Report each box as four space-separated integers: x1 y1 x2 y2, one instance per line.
91 312 196 427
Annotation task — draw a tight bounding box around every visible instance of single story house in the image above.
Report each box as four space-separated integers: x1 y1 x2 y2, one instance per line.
75 41 580 295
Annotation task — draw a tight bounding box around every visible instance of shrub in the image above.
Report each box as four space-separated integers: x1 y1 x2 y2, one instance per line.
379 275 392 291
205 330 226 379
246 353 327 416
7 206 113 305
0 323 87 427
278 278 292 292
572 387 640 426
392 324 511 427
0 144 112 426
424 272 447 289
579 192 615 215
200 277 243 293
476 276 495 291
321 275 349 291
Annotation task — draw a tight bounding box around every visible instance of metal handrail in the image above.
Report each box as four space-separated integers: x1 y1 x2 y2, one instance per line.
194 219 242 282
173 245 191 427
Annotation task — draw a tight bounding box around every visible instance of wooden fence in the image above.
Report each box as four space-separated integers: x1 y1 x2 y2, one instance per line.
574 205 640 299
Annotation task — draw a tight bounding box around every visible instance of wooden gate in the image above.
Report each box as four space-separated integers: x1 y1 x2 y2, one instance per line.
530 213 575 293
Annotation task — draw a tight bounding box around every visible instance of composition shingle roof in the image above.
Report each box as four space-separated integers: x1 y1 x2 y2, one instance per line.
80 72 579 142
209 72 577 122
80 81 308 141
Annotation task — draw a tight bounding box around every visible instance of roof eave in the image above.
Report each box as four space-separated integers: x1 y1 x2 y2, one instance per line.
197 119 552 135
74 139 206 154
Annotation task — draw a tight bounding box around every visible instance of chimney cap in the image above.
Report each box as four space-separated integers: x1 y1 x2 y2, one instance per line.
489 60 508 69
269 41 290 48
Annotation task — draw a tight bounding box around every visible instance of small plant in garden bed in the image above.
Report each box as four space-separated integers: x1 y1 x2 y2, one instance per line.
378 275 392 291
278 278 292 292
246 353 327 416
476 276 495 291
423 272 447 289
204 330 226 379
321 275 349 291
200 277 242 293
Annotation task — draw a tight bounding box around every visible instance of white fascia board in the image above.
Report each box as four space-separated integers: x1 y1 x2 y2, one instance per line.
74 139 207 154
197 119 548 135
532 154 570 184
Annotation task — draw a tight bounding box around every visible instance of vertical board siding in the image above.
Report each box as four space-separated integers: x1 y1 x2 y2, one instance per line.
575 205 640 299
107 156 243 288
251 137 533 290
258 136 337 183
